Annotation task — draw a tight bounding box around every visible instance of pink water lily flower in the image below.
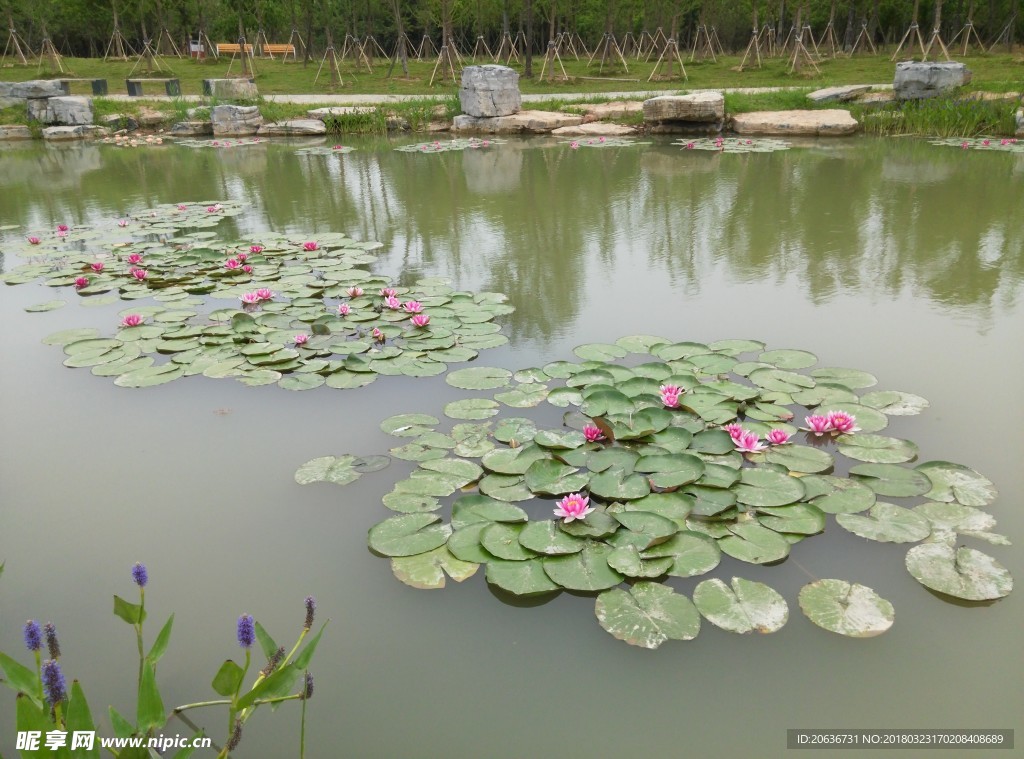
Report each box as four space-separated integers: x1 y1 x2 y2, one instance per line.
660 384 683 408
206 204 221 213
372 327 385 340
294 334 309 346
766 428 794 445
249 245 264 254
982 139 990 146
241 265 253 274
402 300 423 313
120 314 144 327
176 204 187 211
724 423 745 440
384 296 401 310
91 261 105 273
337 304 351 316
130 268 147 280
410 314 430 328
380 287 397 298
685 142 695 149
598 137 606 143
553 493 594 523
56 224 69 232
826 411 859 434
118 219 129 227
734 430 767 453
74 276 89 289
56 230 68 238
481 140 490 147
961 141 970 149
240 292 261 304
583 424 605 443
224 258 240 270
237 253 248 262
126 253 143 265
303 241 319 251
346 286 364 298
570 141 579 150
332 144 345 150
27 236 40 244
804 414 832 435
254 288 274 301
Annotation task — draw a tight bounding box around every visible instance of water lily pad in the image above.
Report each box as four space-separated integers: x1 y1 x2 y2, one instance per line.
837 434 919 464
912 502 1008 544
758 348 817 369
114 363 184 387
804 476 876 514
557 507 620 539
606 545 674 578
836 503 931 543
798 579 894 637
915 461 997 507
444 398 500 420
734 469 804 507
850 463 931 498
368 513 452 557
692 577 788 634
447 523 495 563
481 444 548 475
763 444 834 474
615 334 670 353
25 300 66 312
859 390 929 416
640 531 721 577
533 429 586 450
757 503 826 535
494 383 549 408
719 522 791 564
518 520 588 555
294 455 361 486
382 492 441 513
595 582 700 649
445 366 512 390
480 523 537 561
478 473 534 502
816 403 888 433
590 467 651 501
523 459 590 496
390 546 479 589
543 543 623 591
905 543 1013 600
485 558 561 596
574 343 628 362
810 367 877 389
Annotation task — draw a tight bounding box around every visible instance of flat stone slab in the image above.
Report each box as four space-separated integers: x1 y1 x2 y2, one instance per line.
204 78 258 100
460 65 521 118
551 122 637 137
452 110 582 134
730 109 859 136
856 91 896 105
894 61 971 100
28 95 94 126
807 85 872 103
580 101 643 120
257 119 327 136
171 121 214 136
7 80 65 99
137 106 169 127
42 125 108 141
643 92 724 123
307 106 376 119
0 125 32 140
1016 108 1024 138
101 113 139 131
211 104 263 136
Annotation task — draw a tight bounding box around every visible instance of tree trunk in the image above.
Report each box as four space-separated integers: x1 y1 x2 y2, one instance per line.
524 0 533 76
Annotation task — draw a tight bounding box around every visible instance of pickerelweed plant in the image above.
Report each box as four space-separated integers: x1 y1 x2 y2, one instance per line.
2 204 513 390
0 563 326 758
297 337 1013 649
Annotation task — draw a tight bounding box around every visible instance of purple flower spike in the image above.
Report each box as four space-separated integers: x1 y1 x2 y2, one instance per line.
44 622 61 659
237 614 255 648
41 659 67 705
304 596 317 630
24 621 42 652
132 562 148 588
303 672 314 700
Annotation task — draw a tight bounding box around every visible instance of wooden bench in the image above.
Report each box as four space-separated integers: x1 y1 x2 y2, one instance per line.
261 43 296 58
125 78 181 97
59 78 108 96
216 43 255 56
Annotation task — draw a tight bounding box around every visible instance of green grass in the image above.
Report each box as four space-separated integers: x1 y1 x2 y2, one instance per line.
852 95 1019 138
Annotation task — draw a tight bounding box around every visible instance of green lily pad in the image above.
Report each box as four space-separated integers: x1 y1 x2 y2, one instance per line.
543 543 623 591
763 444 834 474
390 546 479 589
905 543 1013 601
685 486 737 517
640 531 721 577
533 429 587 450
912 501 999 539
692 578 788 634
915 461 997 507
803 476 876 514
810 367 877 389
837 434 919 464
518 520 588 555
368 513 452 557
836 503 931 543
380 413 440 437
447 523 495 563
480 523 537 561
478 473 534 502
418 458 483 488
485 558 561 596
860 390 930 416
606 545 674 578
758 348 817 369
595 582 700 649
557 507 620 539
494 383 549 408
798 579 894 637
445 366 512 390
850 463 932 498
523 459 590 496
25 300 66 312
757 503 827 535
481 444 548 475
734 469 804 507
444 398 500 420
590 467 651 501
294 455 361 486
719 522 791 564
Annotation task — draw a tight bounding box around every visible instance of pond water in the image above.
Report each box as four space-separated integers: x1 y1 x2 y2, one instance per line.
1 135 1021 758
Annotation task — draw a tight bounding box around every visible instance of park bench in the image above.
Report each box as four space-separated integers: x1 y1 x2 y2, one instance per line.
216 43 255 56
261 43 296 58
125 78 181 97
58 78 108 96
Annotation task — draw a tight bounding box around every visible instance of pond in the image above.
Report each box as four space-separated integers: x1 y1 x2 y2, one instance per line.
1 135 1021 757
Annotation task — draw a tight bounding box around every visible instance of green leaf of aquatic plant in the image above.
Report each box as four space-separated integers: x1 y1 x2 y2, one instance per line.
146 614 174 666
368 514 452 557
734 469 804 507
557 507 620 539
480 523 537 561
719 522 791 564
485 558 561 596
904 544 1013 601
25 299 65 312
0 652 41 705
798 580 894 637
574 342 628 361
391 546 479 589
758 348 817 369
836 503 931 543
837 434 919 464
810 367 877 388
523 459 590 495
850 463 931 498
444 398 500 420
640 531 721 577
113 595 147 625
66 679 100 758
757 503 827 535
543 543 624 591
451 495 528 529
137 661 166 732
533 429 587 449
478 473 534 501
802 475 876 514
692 578 788 634
518 520 588 555
590 467 651 501
914 461 997 507
859 390 929 416
212 660 244 697
595 582 700 649
763 444 834 473
606 545 674 578
294 455 360 486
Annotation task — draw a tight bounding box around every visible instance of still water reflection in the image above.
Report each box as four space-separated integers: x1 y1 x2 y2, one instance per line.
0 137 1021 758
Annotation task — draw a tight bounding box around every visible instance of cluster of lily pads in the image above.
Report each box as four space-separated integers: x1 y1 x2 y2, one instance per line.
931 136 1023 152
172 138 265 149
564 137 650 149
3 203 513 390
394 138 503 153
300 336 1012 649
674 137 791 153
295 145 356 156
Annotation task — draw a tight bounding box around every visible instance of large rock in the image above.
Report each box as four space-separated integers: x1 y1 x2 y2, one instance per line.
211 104 263 136
452 110 581 134
171 121 213 136
257 119 327 136
1016 108 1024 138
893 61 972 100
807 85 872 103
551 122 637 137
101 113 139 131
0 96 21 109
580 101 643 120
42 125 108 141
204 78 258 100
0 125 32 140
459 65 521 118
643 92 724 123
27 96 94 126
10 80 65 99
730 109 859 136
136 106 169 127
307 106 375 120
